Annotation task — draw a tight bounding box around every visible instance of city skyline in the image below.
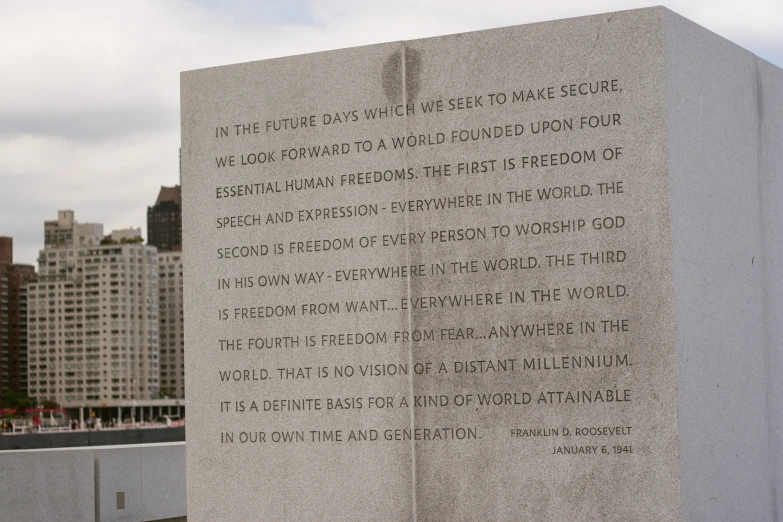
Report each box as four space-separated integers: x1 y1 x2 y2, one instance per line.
2 0 782 266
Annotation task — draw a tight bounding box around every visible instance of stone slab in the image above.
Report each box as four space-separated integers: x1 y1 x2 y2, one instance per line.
95 446 143 522
0 443 186 522
140 444 187 522
664 10 783 520
93 443 187 522
0 447 95 522
181 6 782 521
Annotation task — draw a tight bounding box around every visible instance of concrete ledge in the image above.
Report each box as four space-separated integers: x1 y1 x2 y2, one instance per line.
0 443 186 522
0 446 95 522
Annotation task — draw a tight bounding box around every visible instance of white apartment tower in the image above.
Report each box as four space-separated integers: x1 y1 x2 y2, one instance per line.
157 252 184 398
27 213 159 407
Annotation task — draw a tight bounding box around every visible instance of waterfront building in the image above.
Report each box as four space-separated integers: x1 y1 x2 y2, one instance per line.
26 213 159 407
157 252 184 398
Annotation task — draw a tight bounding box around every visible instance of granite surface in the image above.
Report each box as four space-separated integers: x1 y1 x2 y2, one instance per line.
181 6 781 521
664 9 783 521
0 447 94 522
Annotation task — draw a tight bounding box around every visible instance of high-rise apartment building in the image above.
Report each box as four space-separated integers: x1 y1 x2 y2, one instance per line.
0 237 37 395
26 213 159 407
147 186 182 253
157 252 184 398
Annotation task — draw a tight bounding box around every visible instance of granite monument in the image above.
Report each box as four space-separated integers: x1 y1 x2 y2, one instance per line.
181 7 783 520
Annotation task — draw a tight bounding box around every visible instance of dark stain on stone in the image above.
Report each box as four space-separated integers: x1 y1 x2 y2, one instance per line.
382 46 422 105
381 50 402 104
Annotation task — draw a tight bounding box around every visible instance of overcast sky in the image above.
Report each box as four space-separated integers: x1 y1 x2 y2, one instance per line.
1 0 780 266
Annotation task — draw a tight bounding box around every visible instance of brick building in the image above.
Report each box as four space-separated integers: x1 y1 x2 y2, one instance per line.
0 237 37 395
147 186 182 253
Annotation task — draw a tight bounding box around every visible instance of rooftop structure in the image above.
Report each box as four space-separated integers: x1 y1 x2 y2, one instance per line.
43 210 103 249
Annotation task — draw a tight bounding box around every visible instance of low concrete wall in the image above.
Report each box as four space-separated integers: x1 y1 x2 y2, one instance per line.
0 446 95 521
0 443 186 522
0 427 185 450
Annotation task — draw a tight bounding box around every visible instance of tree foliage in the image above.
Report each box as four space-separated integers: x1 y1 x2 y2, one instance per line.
0 391 37 409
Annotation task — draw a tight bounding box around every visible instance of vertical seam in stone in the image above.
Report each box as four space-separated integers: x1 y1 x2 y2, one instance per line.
139 449 144 520
94 451 100 522
755 56 778 522
401 40 419 522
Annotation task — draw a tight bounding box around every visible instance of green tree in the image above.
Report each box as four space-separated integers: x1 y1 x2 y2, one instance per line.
0 391 37 409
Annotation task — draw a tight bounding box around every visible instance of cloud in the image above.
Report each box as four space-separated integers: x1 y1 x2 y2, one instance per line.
0 131 180 265
0 0 781 266
0 104 176 141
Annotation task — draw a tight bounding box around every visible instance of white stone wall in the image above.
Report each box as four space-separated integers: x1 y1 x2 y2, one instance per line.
0 442 186 522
